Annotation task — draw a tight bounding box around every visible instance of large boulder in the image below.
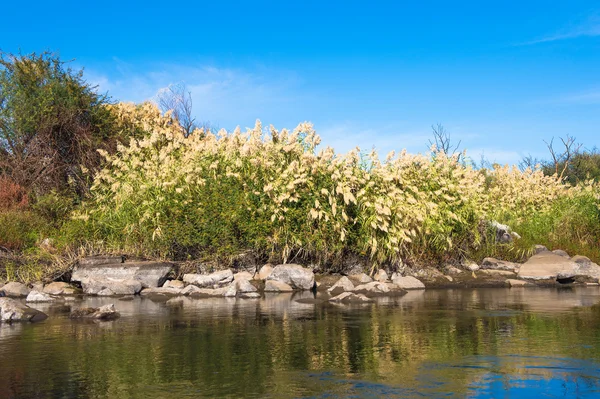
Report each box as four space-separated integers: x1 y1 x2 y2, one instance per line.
391 275 425 290
0 298 48 322
481 258 520 272
234 271 254 281
162 280 185 289
267 264 315 290
187 284 237 298
1 282 31 297
79 255 124 266
572 256 600 281
82 279 142 296
517 252 578 280
70 304 120 320
327 276 355 296
72 261 172 288
183 269 234 288
43 282 78 295
140 286 182 296
353 281 390 297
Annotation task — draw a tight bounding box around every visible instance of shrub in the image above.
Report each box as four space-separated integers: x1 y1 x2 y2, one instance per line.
0 175 29 211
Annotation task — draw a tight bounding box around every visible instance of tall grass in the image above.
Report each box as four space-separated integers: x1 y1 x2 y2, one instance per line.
68 102 600 269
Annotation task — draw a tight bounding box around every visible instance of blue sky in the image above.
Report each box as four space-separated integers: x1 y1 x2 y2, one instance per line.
3 1 600 164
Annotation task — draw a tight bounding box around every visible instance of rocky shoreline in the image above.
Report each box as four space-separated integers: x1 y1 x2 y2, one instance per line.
1 245 599 323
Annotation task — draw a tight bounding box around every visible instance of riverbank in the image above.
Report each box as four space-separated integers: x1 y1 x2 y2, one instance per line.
2 244 599 323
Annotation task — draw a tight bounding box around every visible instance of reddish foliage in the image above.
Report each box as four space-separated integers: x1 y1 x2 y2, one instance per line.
0 176 29 211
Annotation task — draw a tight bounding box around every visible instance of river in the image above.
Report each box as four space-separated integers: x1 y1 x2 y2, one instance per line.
1 287 600 398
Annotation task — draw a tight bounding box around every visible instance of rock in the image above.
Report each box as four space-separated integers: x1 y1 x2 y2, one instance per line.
572 256 600 281
180 285 202 295
391 275 425 290
70 304 120 320
412 267 444 279
518 252 578 280
257 265 273 280
26 290 58 302
552 249 570 258
534 245 549 254
353 281 390 297
79 255 124 266
72 261 172 288
236 279 258 293
234 271 254 281
223 284 237 297
445 265 463 275
264 280 294 292
0 298 48 322
162 280 185 289
347 273 373 284
490 221 515 243
327 276 355 296
329 292 373 303
82 279 142 296
1 282 31 297
43 282 78 295
32 282 44 292
444 275 454 282
374 269 389 282
267 264 315 290
240 292 261 299
462 260 480 272
507 279 534 287
480 269 516 277
183 269 234 288
140 286 182 296
481 258 519 272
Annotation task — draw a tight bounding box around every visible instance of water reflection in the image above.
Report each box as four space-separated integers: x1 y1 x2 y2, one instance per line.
0 287 599 398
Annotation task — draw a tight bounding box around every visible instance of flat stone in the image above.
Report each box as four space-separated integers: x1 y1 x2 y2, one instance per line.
1 282 31 297
518 252 579 280
43 282 78 295
264 280 294 292
183 270 234 288
267 264 315 290
480 269 516 277
353 281 391 297
79 255 124 266
347 273 373 284
328 276 355 296
240 292 261 299
0 298 48 322
162 280 185 289
329 292 373 303
26 290 58 302
70 304 120 320
72 261 172 288
507 279 534 287
82 279 142 296
391 276 425 290
140 286 182 296
257 265 273 280
481 258 519 272
223 284 237 297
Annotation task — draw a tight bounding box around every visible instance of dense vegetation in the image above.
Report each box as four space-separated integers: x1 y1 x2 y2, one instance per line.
1 52 599 282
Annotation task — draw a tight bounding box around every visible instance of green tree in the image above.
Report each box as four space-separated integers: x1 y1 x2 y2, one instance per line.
0 51 116 197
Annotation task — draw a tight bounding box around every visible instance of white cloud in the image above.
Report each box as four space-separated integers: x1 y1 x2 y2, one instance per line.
520 14 600 45
83 60 303 130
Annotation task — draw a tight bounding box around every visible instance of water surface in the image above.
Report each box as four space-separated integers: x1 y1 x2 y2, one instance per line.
1 287 600 398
